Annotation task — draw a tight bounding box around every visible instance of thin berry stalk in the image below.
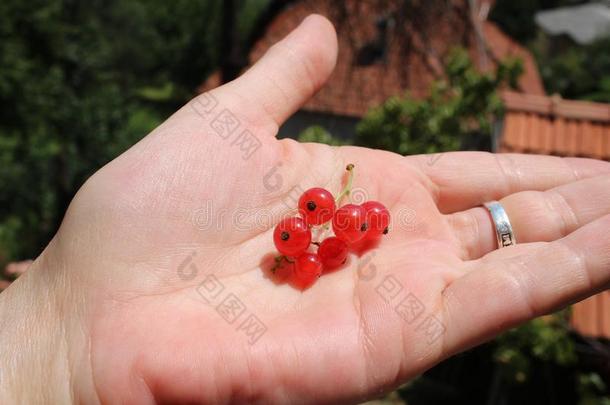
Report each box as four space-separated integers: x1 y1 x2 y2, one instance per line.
335 163 355 205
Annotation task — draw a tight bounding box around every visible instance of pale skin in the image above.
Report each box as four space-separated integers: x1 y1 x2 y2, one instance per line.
1 14 609 404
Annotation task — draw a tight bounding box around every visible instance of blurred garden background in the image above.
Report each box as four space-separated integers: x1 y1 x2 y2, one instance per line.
1 0 609 403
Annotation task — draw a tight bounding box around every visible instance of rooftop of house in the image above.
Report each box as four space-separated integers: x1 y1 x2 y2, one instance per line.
201 0 545 117
499 91 610 160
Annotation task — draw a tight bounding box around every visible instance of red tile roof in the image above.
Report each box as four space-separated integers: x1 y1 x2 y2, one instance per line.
201 0 545 117
571 292 610 340
499 91 610 339
482 23 545 97
500 91 610 160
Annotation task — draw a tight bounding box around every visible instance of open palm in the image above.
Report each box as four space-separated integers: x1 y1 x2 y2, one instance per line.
14 15 610 404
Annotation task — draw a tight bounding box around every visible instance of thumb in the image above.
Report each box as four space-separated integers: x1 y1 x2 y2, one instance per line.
186 14 338 135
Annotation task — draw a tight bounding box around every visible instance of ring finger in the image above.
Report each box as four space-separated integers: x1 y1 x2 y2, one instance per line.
448 174 610 260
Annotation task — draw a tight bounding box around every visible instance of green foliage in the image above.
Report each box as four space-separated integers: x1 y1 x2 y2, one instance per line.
578 373 610 405
0 0 223 262
491 0 610 103
355 48 522 155
536 36 610 102
489 0 574 43
297 125 347 146
237 0 271 43
494 312 576 384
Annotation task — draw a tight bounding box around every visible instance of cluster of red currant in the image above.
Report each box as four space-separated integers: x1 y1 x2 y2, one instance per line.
272 164 390 287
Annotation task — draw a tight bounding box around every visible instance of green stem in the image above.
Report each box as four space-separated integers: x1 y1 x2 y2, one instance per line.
270 255 294 273
335 163 355 205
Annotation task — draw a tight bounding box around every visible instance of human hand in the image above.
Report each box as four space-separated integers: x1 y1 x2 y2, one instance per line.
1 15 609 404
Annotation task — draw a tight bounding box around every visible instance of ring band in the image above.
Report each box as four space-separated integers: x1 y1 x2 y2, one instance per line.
483 201 516 249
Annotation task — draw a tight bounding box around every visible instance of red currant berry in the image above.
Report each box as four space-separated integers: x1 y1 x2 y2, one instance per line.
332 203 367 244
318 237 348 269
294 253 322 285
298 187 336 225
273 217 311 257
362 201 390 239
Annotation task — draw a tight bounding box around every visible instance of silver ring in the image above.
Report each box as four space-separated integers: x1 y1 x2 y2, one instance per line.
483 201 516 249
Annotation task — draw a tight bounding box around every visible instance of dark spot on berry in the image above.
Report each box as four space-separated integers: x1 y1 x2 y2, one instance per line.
360 223 368 232
280 231 290 241
383 227 389 235
307 201 316 211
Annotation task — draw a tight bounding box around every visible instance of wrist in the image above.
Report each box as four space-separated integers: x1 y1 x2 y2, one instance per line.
0 253 77 403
